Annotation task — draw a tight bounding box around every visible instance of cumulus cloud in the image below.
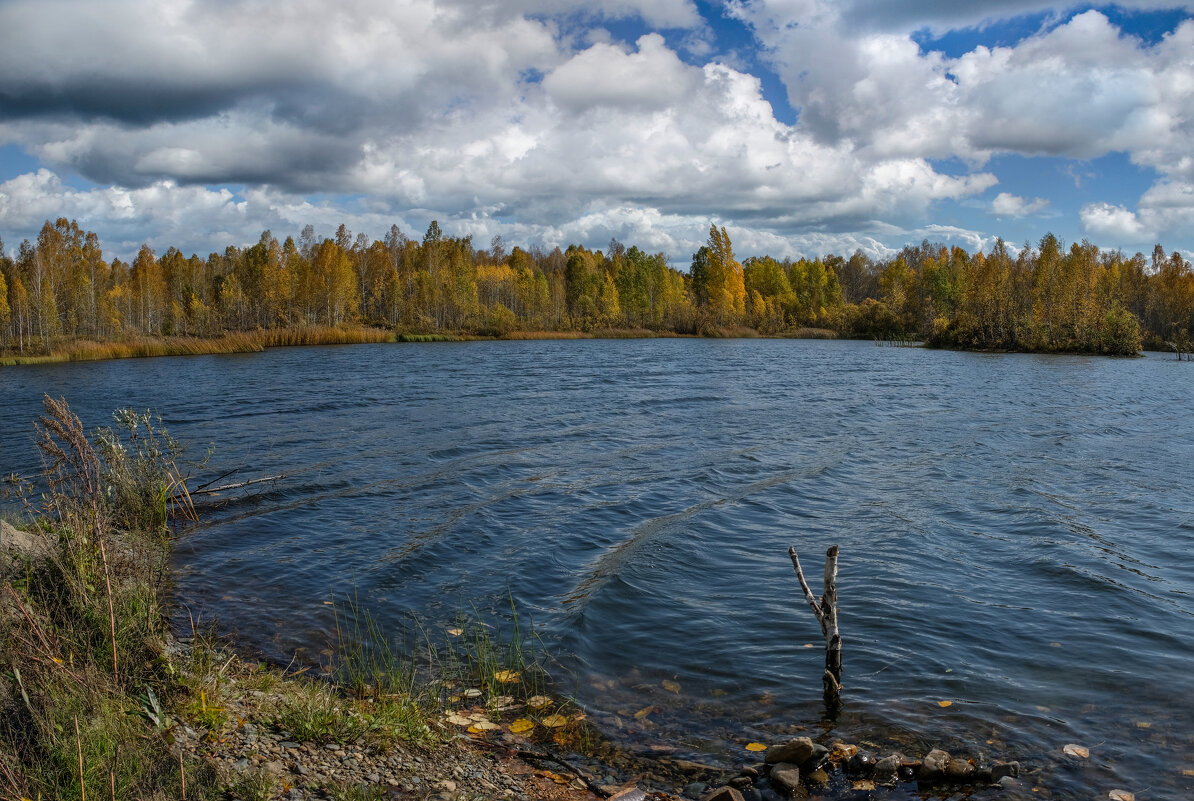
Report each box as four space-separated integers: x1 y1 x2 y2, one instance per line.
992 192 1049 217
2 0 1193 259
1080 202 1149 241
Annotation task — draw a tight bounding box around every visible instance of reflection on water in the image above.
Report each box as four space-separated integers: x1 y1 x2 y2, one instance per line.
2 339 1193 799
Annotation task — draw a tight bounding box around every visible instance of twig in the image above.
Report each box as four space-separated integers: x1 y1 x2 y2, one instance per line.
515 747 609 797
75 715 86 801
97 533 120 686
189 475 285 496
179 750 186 800
194 468 239 491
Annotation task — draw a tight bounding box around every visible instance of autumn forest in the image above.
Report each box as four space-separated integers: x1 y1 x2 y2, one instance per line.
1 218 1193 359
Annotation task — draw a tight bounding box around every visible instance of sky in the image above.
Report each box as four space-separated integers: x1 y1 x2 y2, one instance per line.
1 0 1193 265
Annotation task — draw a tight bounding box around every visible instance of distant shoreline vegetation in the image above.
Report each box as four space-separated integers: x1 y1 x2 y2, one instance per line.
2 219 1192 363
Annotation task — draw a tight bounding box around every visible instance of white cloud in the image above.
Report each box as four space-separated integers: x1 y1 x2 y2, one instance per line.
543 34 699 112
1080 202 1148 241
2 0 1193 260
992 192 1049 217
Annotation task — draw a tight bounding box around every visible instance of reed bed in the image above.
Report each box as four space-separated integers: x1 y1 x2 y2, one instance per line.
0 326 398 366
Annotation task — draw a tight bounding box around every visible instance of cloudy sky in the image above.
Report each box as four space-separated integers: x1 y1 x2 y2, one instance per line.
1 0 1193 264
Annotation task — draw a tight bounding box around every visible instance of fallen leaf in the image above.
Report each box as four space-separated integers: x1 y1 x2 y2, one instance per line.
490 695 514 707
527 695 550 709
509 718 534 734
462 689 482 699
852 780 876 791
448 695 461 703
1050 642 1061 647
494 670 520 683
572 711 587 721
1063 744 1090 758
1182 769 1194 777
662 679 681 694
937 700 953 708
444 713 472 726
1135 722 1151 729
448 628 463 636
1108 791 1135 801
802 643 815 648
745 743 767 752
542 714 569 728
570 779 588 790
470 720 498 732
633 706 655 720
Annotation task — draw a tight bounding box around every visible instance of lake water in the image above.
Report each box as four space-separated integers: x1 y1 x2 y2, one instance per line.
2 339 1192 799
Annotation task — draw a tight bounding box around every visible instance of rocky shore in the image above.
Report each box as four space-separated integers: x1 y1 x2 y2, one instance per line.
6 517 1041 801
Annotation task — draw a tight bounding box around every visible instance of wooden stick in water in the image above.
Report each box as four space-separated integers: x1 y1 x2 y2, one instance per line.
789 544 842 707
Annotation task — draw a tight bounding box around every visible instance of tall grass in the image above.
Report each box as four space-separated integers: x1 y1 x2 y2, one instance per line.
0 396 217 800
0 326 397 366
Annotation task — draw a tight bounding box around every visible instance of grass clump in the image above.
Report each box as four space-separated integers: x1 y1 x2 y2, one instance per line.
0 396 218 800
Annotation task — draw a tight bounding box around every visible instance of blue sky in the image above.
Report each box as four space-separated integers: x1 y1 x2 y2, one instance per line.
2 0 1193 264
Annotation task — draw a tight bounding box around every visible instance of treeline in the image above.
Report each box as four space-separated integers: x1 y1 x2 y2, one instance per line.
1 219 1192 356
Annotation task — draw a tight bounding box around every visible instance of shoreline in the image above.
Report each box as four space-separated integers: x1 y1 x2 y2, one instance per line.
1 324 1166 367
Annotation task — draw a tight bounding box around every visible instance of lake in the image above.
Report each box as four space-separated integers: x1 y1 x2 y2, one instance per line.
2 339 1192 799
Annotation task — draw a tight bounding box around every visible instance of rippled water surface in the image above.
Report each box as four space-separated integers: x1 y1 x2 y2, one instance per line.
3 339 1193 798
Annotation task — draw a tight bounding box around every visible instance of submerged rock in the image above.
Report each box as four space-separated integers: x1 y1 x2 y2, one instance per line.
702 786 745 801
873 755 902 786
920 749 950 783
845 750 877 778
765 738 815 766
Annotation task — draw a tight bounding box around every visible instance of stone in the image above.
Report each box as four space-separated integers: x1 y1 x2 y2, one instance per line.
701 786 745 801
945 756 975 780
768 763 801 792
801 744 829 772
436 779 457 793
989 762 1019 782
683 782 708 798
740 766 759 780
807 770 828 785
765 738 815 766
729 776 752 789
920 749 950 783
742 790 763 801
263 760 287 776
280 741 300 749
873 755 901 786
846 750 876 778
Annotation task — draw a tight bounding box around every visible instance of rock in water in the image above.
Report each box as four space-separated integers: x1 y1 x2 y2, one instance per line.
765 738 815 765
701 787 744 801
873 755 901 786
945 756 975 780
768 763 801 793
919 749 950 783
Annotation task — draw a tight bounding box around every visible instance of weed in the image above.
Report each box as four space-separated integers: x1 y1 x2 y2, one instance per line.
226 768 279 801
326 779 390 801
274 679 366 744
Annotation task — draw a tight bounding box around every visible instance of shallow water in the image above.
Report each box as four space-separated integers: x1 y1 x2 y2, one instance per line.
2 339 1192 798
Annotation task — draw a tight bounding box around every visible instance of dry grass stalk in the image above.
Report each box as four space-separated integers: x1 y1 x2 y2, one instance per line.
74 715 85 801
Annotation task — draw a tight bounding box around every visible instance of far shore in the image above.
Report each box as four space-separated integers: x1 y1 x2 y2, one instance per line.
3 323 1174 368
